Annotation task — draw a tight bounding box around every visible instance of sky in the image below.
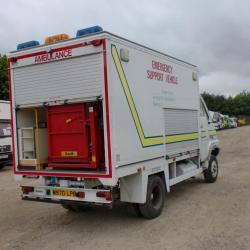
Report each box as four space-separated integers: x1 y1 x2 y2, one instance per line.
1 0 250 96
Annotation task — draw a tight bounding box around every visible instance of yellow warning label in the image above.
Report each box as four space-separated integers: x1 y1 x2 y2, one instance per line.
61 151 78 157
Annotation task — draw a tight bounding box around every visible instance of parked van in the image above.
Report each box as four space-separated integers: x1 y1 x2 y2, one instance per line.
0 101 12 169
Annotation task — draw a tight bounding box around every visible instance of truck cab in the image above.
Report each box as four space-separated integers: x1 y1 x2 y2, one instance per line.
0 101 12 169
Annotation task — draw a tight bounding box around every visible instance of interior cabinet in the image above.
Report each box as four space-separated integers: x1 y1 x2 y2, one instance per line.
18 127 48 168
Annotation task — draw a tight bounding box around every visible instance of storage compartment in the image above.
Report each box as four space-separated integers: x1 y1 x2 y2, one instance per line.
16 102 105 171
47 102 104 170
163 108 199 157
47 104 89 163
17 108 48 170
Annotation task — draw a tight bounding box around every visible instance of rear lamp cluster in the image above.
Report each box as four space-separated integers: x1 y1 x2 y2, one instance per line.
17 25 103 50
22 186 34 194
96 191 112 201
76 191 85 199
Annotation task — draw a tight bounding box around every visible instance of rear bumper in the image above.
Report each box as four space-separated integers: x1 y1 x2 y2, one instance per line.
22 197 112 208
21 185 113 206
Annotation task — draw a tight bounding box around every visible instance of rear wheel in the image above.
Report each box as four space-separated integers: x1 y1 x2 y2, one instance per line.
203 155 218 183
0 164 5 170
139 175 165 219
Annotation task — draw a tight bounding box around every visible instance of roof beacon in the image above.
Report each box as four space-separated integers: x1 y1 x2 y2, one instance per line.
17 40 40 50
76 26 103 37
45 34 70 44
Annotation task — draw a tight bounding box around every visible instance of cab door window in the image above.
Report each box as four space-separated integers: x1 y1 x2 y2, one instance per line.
200 100 209 119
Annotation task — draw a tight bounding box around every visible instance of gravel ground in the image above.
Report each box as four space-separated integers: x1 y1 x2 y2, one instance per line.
0 126 250 250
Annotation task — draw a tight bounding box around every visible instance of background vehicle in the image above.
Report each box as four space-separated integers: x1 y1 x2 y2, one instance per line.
0 101 12 169
209 111 224 130
218 113 225 129
8 27 219 219
237 118 247 126
223 115 230 128
228 117 237 128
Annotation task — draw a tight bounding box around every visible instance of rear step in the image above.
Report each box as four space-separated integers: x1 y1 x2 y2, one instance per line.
21 185 113 205
48 163 100 169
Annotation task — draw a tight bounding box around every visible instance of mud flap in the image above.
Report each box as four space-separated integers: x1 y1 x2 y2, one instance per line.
120 171 148 204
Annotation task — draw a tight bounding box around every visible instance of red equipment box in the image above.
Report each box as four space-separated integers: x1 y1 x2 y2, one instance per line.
46 103 103 169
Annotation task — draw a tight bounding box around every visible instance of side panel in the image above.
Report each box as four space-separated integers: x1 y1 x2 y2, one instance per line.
163 108 199 156
107 40 200 167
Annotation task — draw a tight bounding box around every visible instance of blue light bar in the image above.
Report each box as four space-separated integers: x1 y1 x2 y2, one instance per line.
76 26 103 37
17 40 40 50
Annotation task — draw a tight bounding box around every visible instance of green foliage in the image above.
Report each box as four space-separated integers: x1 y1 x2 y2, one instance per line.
202 91 250 116
0 55 9 100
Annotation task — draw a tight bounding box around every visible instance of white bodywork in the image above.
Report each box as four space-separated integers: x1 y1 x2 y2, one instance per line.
8 32 219 204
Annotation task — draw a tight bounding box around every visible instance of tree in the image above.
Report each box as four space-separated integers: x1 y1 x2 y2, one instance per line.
233 91 250 116
202 92 228 114
0 55 9 100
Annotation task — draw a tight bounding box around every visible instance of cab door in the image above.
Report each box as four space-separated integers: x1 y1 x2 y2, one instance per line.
199 98 210 162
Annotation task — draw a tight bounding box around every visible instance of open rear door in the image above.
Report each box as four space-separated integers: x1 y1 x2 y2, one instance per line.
47 103 104 170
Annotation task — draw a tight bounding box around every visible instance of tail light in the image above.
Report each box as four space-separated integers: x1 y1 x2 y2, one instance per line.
96 191 112 201
77 191 85 199
22 186 34 194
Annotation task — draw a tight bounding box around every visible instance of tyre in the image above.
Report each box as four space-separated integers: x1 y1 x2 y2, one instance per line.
139 175 165 219
203 155 218 183
0 165 4 170
126 203 142 217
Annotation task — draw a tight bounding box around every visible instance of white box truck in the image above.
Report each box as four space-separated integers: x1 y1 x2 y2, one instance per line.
0 100 12 169
8 27 219 218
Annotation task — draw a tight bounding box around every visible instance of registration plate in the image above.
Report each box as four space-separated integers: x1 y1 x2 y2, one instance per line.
53 189 76 197
0 154 8 159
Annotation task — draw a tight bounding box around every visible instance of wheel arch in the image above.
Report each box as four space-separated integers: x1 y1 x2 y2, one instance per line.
211 147 220 156
152 171 168 192
120 169 169 204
